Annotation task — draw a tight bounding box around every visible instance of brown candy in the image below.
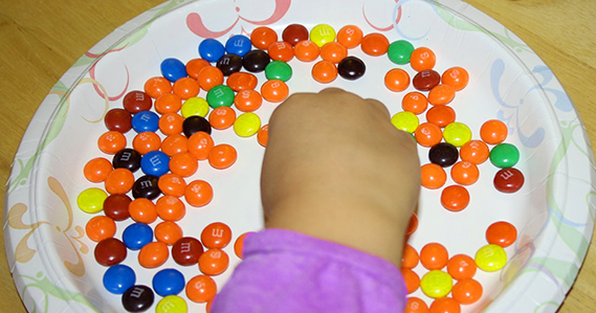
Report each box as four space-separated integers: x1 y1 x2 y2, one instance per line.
413 70 441 91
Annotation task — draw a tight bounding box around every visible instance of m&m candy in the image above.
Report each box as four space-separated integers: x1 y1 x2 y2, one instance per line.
103 264 136 295
122 285 155 313
153 268 186 297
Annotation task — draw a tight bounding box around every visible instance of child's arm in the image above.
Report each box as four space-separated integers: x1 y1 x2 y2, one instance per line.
212 88 420 312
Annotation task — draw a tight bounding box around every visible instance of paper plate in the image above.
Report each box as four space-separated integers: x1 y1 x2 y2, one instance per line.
4 0 595 312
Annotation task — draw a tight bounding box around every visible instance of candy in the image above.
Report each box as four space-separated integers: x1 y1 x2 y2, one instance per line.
451 161 480 185
311 60 338 84
489 143 520 168
156 195 186 222
160 134 189 157
132 175 161 200
401 92 428 115
391 111 419 133
173 77 200 100
429 297 460 313
105 108 132 133
183 115 212 137
320 42 348 64
410 47 436 72
387 40 414 65
185 180 213 207
77 187 108 213
406 213 419 236
265 61 293 82
401 244 419 269
86 216 116 242
257 125 269 147
172 237 204 266
186 275 217 303
156 296 187 313
112 148 141 173
140 151 170 177
361 33 389 56
428 84 456 106
260 79 289 102
131 111 160 133
420 242 449 270
138 241 169 268
242 49 271 73
494 167 524 193
426 105 455 128
226 72 258 92
294 40 320 62
384 68 410 92
338 56 366 80
475 244 507 272
123 90 152 113
129 198 158 224
155 221 184 245
216 54 243 76
224 34 252 57
234 232 251 259
103 194 132 221
442 66 469 91
201 222 232 249
414 122 442 147
443 122 472 147
250 26 278 50
441 185 470 212
413 69 441 92
446 254 477 280
480 119 508 145
199 39 225 62
420 270 453 298
186 59 211 80
180 97 209 118
486 221 518 247
98 131 127 154
103 264 136 295
208 144 238 169
460 140 490 164
158 173 187 197
132 132 161 155
95 238 127 267
310 24 336 47
420 163 447 189
428 142 458 167
336 25 363 49
122 285 155 313
267 41 294 62
404 297 428 313
282 24 309 46
84 157 113 183
199 248 230 276
206 85 235 108
153 268 186 297
234 90 263 112
161 58 187 82
208 106 236 130
187 132 214 160
197 66 224 91
401 268 420 294
169 152 198 177
144 77 172 99
122 223 153 250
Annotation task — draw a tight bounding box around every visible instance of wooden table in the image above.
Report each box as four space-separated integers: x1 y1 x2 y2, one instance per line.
1 0 595 312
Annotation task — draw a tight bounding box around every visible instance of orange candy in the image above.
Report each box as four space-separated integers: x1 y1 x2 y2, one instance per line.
198 66 224 91
98 131 126 154
480 119 508 144
320 42 348 63
410 47 437 72
169 152 198 177
460 140 490 164
312 60 338 84
144 76 172 98
384 68 410 92
156 195 186 222
188 131 214 160
428 84 456 106
199 248 229 276
360 32 389 56
186 275 217 303
442 66 469 91
155 221 183 245
234 89 263 112
234 232 251 259
86 216 116 242
129 198 158 224
201 222 232 249
158 112 184 136
294 40 320 62
402 91 428 115
133 131 161 155
104 168 135 194
401 268 420 294
426 105 456 128
226 72 258 92
406 213 419 236
450 161 480 185
268 41 294 62
257 124 269 147
447 254 477 281
336 25 363 49
441 185 470 212
452 279 483 304
209 106 236 130
138 241 169 268
421 163 447 189
186 58 211 80
173 77 200 100
420 242 449 270
261 79 289 103
404 297 429 313
486 221 517 247
250 26 278 50
429 297 461 313
161 134 188 157
415 123 443 147
185 180 213 207
158 173 187 197
84 157 113 183
208 144 237 170
402 244 419 269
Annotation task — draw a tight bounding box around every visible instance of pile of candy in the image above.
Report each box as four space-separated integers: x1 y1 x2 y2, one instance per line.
76 22 525 313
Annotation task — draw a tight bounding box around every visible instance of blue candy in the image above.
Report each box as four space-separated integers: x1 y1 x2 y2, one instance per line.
152 268 185 297
122 223 153 250
199 39 225 62
225 35 252 57
160 58 187 82
131 111 159 133
141 151 170 177
103 264 136 294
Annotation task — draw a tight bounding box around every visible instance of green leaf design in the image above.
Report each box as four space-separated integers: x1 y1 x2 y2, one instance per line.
519 257 579 288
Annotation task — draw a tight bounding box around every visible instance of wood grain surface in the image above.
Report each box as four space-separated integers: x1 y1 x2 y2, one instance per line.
1 0 595 312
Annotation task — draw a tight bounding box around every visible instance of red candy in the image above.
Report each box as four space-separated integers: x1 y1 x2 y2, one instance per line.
123 90 152 114
103 194 132 221
172 237 204 266
282 24 309 46
494 167 524 193
94 238 127 266
104 108 132 133
201 222 232 249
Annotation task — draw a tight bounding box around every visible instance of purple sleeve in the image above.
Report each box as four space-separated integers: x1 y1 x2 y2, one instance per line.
211 228 407 313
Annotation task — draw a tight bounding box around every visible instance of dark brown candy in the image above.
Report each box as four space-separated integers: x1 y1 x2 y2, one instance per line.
172 237 204 266
493 168 524 193
95 238 127 266
103 194 132 221
123 91 152 114
282 24 309 46
413 70 441 91
105 108 132 133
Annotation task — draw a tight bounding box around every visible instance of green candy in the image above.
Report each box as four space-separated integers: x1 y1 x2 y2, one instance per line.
387 40 415 65
490 143 520 168
206 85 235 108
265 61 293 82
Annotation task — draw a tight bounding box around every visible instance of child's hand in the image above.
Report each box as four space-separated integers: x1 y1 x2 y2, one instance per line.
262 88 420 266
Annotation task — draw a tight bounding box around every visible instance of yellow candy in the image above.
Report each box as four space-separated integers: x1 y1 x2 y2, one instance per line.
420 270 453 298
77 188 107 213
475 244 507 272
181 97 209 118
234 112 261 137
310 24 336 47
443 122 471 147
391 111 419 133
156 295 188 313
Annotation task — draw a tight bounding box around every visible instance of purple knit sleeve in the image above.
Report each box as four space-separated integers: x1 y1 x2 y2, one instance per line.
211 228 407 313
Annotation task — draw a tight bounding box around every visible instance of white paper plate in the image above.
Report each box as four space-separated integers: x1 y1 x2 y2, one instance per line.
4 0 595 312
